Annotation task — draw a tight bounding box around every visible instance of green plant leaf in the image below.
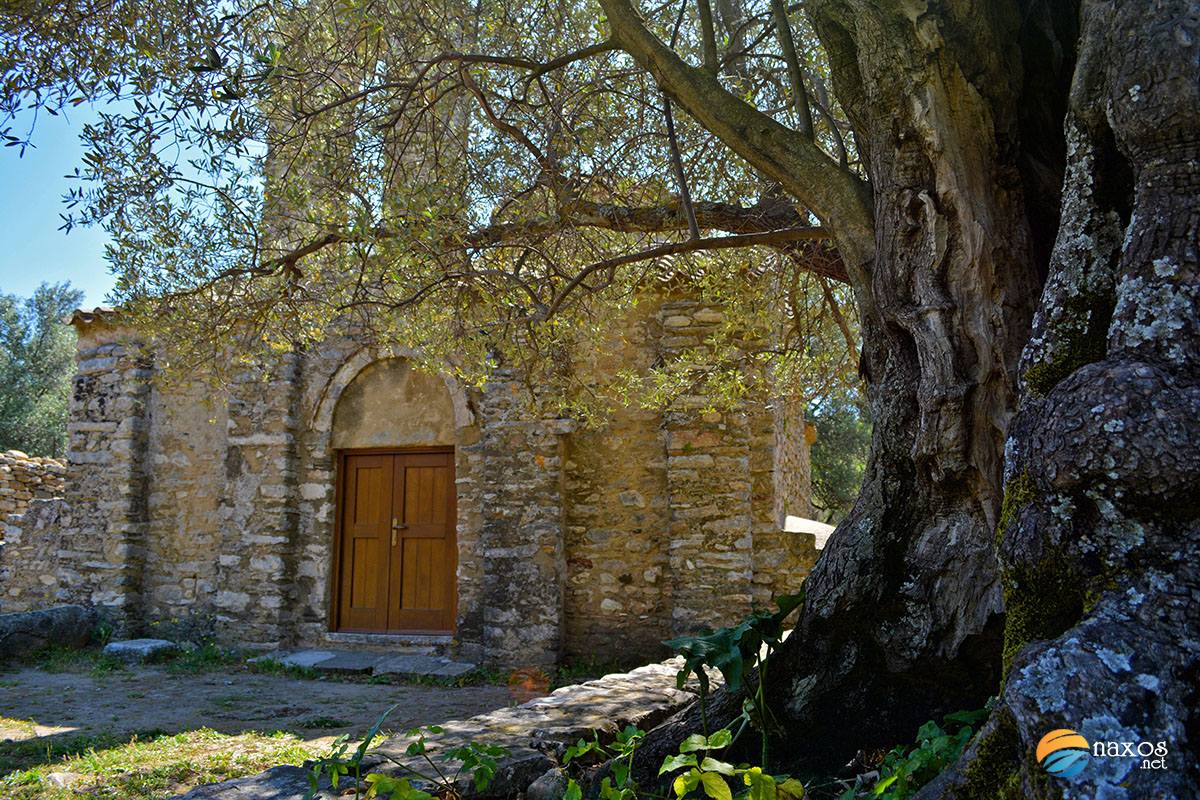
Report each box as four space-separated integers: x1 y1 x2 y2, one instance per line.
742 767 777 800
944 708 988 727
660 753 699 775
705 729 733 750
699 757 736 776
777 778 806 800
700 771 733 800
674 768 702 798
565 778 583 800
354 703 401 763
679 734 710 753
473 763 496 792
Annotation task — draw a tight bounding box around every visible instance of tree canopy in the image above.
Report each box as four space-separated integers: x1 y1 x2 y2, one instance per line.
0 282 83 457
2 0 861 413
7 2 1197 796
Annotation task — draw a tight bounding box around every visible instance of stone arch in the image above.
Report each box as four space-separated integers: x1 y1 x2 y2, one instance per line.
291 346 484 659
310 346 473 438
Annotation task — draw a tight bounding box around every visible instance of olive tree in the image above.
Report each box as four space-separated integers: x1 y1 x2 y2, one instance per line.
3 1 1196 795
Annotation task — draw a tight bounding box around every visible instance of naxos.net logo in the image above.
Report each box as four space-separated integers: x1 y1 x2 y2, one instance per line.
1037 730 1091 778
1037 728 1169 779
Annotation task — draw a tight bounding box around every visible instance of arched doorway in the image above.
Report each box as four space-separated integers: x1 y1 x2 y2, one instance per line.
329 358 458 633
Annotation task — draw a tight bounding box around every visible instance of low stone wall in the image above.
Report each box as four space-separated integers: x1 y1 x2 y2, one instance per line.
0 498 69 612
0 451 65 533
0 452 69 613
178 656 709 799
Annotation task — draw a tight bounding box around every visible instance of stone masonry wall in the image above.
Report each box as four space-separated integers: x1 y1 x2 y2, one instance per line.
2 304 819 664
141 378 228 629
478 370 571 666
562 299 672 661
561 297 819 652
754 396 817 607
0 317 152 629
660 300 756 634
0 452 65 530
212 351 302 649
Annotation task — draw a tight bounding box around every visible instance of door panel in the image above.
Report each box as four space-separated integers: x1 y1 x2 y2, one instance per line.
389 453 456 630
336 455 393 631
336 449 455 633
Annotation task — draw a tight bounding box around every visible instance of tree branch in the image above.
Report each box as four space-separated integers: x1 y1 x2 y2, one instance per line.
769 0 813 139
819 275 859 371
257 201 847 284
663 95 701 240
597 0 874 265
542 228 831 318
696 0 719 75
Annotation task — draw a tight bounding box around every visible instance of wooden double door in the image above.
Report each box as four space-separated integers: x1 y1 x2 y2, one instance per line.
334 449 456 633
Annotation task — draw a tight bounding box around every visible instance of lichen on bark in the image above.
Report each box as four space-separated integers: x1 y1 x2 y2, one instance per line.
1022 290 1115 397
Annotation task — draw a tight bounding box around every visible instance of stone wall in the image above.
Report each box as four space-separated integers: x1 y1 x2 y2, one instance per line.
477 370 572 666
2 301 820 665
563 300 672 660
561 298 818 653
0 451 65 529
141 374 228 632
0 314 153 627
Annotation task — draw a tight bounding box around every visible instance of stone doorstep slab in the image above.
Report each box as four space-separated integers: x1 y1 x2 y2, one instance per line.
102 638 178 663
246 649 339 670
247 649 478 678
373 654 476 677
307 651 386 675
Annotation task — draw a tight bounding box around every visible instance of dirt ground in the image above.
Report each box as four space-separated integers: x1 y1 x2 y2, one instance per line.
0 665 513 747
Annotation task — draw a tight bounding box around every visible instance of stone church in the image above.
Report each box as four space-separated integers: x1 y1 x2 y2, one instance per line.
1 298 819 668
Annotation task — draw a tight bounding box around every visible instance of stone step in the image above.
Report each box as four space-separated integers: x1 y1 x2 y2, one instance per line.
103 638 178 663
321 631 452 656
247 648 477 678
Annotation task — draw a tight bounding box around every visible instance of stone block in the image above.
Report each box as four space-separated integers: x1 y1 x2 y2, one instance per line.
103 638 178 663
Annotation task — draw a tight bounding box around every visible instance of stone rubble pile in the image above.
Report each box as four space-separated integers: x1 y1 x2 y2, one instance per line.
0 450 66 533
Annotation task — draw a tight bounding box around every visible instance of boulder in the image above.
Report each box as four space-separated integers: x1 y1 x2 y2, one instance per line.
0 605 98 661
526 768 569 800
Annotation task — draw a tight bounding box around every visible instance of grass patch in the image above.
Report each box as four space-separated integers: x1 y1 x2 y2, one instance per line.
245 658 322 680
21 646 125 678
16 644 242 679
30 647 100 674
0 731 131 775
164 645 242 675
296 716 351 730
0 728 319 800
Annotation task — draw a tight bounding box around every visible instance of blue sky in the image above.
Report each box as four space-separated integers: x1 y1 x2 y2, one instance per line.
0 108 114 307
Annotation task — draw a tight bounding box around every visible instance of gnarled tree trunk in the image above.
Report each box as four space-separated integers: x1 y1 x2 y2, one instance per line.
921 2 1199 796
629 0 1077 779
612 0 1196 792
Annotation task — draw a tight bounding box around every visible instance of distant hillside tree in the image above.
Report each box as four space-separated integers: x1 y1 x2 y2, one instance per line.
809 396 870 523
0 282 83 457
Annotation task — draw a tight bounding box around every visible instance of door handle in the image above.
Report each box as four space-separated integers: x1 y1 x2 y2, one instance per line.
391 518 406 547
